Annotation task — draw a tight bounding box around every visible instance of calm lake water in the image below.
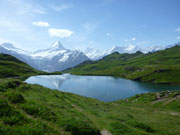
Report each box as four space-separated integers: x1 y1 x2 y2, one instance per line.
25 74 180 102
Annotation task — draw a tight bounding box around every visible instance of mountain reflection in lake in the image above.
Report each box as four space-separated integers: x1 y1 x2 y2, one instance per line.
25 74 180 102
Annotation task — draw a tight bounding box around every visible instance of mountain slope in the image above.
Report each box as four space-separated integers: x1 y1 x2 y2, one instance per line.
0 79 180 135
65 45 180 84
0 41 89 72
0 53 42 78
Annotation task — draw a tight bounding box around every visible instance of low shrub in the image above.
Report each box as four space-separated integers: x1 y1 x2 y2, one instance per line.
134 122 155 133
0 99 18 116
17 84 32 92
0 85 5 92
5 92 25 104
2 114 28 126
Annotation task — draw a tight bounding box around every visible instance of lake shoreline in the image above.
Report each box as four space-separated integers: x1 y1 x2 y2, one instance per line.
64 72 180 85
25 74 180 102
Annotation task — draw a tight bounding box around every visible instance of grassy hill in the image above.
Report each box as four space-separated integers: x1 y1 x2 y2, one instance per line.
0 53 42 79
0 79 180 135
64 45 180 84
0 53 61 79
1 50 180 135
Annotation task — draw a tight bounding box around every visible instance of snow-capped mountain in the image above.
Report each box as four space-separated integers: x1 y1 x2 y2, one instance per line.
84 44 174 60
84 47 105 60
84 44 140 60
1 41 178 71
0 41 89 72
32 41 66 59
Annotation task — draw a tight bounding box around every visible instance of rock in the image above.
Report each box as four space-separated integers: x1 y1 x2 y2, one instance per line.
156 93 160 100
126 99 129 103
101 129 112 135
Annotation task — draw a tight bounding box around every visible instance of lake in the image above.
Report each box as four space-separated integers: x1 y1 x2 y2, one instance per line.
25 74 180 102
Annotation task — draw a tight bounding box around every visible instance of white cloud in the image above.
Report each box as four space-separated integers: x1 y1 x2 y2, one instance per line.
32 9 46 14
106 33 112 37
123 37 136 42
177 28 180 32
48 28 74 38
177 37 180 39
51 4 73 11
131 37 136 41
33 21 50 27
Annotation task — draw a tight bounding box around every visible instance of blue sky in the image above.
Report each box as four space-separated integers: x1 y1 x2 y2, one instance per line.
0 0 180 51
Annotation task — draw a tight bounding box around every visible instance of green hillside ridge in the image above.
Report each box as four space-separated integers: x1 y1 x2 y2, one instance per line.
0 50 180 135
0 53 61 79
0 79 180 135
64 45 180 84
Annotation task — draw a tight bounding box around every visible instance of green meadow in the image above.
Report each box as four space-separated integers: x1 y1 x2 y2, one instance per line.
0 79 180 135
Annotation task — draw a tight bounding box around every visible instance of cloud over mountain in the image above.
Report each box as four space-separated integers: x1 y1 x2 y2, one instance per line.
48 28 74 38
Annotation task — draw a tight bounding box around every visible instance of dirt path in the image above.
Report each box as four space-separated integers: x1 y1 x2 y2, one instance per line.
101 129 112 135
163 95 180 105
152 98 168 104
151 92 180 105
169 112 180 117
151 93 168 104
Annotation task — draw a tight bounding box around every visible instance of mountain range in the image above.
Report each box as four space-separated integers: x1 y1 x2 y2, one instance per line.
84 43 177 60
0 41 178 72
0 41 89 72
0 52 180 135
65 45 180 84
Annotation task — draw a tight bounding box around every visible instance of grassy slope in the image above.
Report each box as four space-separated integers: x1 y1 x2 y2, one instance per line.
0 53 61 79
1 49 180 135
0 79 180 135
64 45 180 84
